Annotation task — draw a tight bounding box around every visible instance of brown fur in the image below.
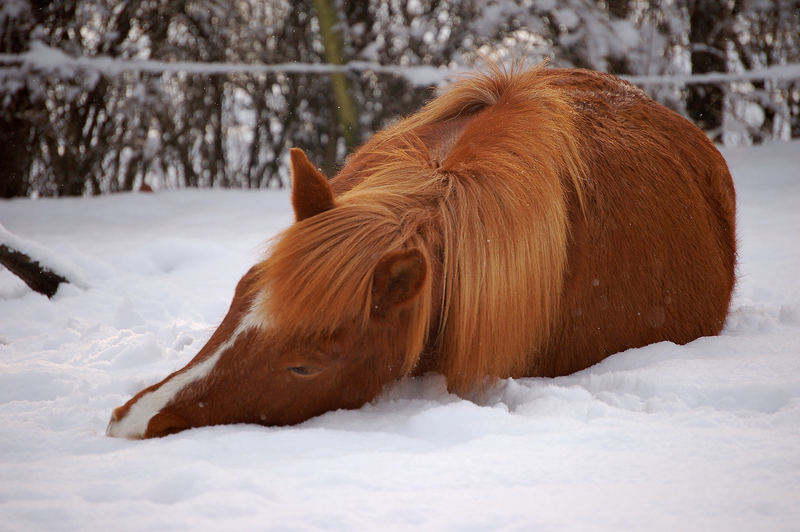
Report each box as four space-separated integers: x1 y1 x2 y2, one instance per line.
290 148 336 221
108 63 736 438
259 63 599 393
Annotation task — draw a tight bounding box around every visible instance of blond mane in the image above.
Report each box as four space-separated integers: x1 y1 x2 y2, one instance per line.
258 63 588 392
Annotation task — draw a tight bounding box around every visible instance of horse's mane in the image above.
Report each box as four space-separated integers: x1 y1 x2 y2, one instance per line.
257 62 588 392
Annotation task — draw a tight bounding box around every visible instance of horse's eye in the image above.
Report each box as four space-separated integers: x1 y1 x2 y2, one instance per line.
287 365 319 376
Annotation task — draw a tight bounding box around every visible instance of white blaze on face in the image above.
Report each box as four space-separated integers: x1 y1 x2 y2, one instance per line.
106 292 270 439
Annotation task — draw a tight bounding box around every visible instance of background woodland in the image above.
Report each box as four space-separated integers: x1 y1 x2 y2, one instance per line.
1 0 798 197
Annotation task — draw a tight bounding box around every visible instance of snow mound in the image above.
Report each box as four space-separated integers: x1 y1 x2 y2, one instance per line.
0 143 798 530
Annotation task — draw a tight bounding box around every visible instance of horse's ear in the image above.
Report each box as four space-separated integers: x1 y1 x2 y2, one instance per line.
371 249 427 318
290 148 335 222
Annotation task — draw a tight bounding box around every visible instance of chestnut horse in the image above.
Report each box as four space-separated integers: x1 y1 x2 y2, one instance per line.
107 63 736 438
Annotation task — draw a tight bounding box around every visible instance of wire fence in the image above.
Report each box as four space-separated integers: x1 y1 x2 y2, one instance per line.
2 45 798 197
3 46 800 87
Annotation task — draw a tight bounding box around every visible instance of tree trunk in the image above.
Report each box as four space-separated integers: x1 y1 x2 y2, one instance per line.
312 0 360 172
0 108 32 198
686 0 733 138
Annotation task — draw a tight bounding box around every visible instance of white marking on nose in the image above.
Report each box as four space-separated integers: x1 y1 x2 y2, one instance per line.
106 291 270 438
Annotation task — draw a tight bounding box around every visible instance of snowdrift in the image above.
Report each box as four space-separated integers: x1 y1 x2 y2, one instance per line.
1 142 798 530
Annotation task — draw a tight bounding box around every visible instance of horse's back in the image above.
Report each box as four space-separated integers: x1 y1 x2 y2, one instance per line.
539 69 736 376
332 66 736 380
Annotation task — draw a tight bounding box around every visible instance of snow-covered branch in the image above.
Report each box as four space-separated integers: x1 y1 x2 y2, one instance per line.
0 44 464 86
3 44 799 87
0 223 84 297
624 64 800 86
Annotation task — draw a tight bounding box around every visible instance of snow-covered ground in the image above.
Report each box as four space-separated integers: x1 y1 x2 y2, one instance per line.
1 141 798 531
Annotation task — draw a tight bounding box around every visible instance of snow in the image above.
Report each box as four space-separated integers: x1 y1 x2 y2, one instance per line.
1 142 799 530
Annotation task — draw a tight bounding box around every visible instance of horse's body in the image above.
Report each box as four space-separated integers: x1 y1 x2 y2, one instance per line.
107 64 736 439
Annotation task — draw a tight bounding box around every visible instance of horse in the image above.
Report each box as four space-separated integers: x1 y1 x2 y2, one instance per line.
107 63 736 439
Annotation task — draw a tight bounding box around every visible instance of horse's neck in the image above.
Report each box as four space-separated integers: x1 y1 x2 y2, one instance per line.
329 113 473 368
331 115 475 196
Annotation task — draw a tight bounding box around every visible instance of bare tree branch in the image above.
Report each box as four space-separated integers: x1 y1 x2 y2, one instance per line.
0 244 69 298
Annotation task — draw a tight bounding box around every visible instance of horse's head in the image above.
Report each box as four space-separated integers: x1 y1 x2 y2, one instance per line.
106 149 430 438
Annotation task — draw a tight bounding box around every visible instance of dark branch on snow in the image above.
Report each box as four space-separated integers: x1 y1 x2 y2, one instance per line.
0 244 69 298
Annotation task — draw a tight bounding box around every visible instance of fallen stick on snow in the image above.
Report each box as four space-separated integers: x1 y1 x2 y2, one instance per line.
0 223 80 299
0 244 69 298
